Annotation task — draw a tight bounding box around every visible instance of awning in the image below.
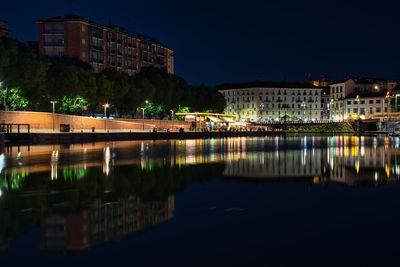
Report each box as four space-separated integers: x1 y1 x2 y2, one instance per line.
222 117 235 123
208 116 223 122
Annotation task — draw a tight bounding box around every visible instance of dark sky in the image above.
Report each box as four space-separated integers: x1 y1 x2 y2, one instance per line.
1 0 399 85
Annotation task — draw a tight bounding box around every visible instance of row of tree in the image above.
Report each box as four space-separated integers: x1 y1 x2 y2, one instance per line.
0 37 226 118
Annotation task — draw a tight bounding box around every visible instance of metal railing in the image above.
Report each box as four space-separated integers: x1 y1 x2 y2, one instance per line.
0 124 30 133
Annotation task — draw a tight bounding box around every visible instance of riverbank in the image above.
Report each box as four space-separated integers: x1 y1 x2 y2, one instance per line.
3 122 356 145
4 131 286 145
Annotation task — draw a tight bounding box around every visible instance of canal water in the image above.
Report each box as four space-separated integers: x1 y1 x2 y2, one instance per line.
1 136 400 266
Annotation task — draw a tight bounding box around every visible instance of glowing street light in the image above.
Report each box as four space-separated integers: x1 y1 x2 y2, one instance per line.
50 100 57 131
141 107 146 130
355 95 360 118
141 100 149 131
103 103 109 131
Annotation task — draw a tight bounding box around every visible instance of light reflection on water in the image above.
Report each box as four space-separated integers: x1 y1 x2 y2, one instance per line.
1 136 400 254
1 136 400 187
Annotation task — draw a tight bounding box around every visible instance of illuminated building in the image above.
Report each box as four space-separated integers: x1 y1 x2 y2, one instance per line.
218 81 324 122
0 20 10 37
35 14 174 75
329 78 397 121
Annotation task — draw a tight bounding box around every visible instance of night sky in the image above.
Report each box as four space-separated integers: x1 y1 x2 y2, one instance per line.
1 0 399 85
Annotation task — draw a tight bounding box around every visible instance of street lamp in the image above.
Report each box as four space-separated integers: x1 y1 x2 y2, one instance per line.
50 100 57 131
385 92 395 120
141 107 146 130
103 103 109 131
355 95 360 119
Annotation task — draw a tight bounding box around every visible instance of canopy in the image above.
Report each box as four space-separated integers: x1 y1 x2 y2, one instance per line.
208 116 223 122
222 117 235 123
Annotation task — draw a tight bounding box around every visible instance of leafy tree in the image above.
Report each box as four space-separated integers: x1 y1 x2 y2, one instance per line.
58 96 89 114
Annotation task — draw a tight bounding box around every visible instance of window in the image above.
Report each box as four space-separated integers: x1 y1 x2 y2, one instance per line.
347 101 351 105
376 100 381 104
361 100 365 104
82 52 86 58
353 108 358 113
376 108 381 112
82 25 86 32
82 39 86 45
384 99 388 103
369 100 374 104
370 107 373 113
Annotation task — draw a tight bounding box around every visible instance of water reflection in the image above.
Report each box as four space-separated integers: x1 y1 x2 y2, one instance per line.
1 136 400 252
41 195 174 251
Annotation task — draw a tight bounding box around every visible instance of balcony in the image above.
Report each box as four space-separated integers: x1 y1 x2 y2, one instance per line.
92 33 103 39
90 45 104 52
43 29 64 34
127 55 136 60
43 42 64 47
91 57 104 64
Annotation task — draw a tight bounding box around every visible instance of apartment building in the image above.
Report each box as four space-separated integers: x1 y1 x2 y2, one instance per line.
35 14 174 75
218 81 324 122
0 20 10 37
329 78 397 121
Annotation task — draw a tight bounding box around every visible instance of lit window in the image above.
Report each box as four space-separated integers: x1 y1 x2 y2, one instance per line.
82 52 86 58
82 25 86 32
82 39 86 45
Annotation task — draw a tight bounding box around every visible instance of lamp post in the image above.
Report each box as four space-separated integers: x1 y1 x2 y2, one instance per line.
103 103 109 131
170 109 174 121
141 107 146 130
355 95 360 119
50 100 57 131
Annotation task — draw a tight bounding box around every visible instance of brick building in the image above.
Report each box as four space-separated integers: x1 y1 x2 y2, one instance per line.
35 14 174 75
0 20 10 37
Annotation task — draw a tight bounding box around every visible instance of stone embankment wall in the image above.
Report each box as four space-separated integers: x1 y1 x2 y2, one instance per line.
0 111 191 132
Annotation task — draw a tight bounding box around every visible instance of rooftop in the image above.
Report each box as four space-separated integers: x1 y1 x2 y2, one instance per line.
35 14 172 50
217 80 323 90
332 77 392 85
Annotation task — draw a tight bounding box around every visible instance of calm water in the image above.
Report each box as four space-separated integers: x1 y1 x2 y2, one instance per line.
1 136 400 266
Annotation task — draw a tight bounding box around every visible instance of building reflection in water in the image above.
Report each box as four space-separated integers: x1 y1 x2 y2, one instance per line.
2 137 400 252
328 136 400 186
40 195 174 251
2 137 400 187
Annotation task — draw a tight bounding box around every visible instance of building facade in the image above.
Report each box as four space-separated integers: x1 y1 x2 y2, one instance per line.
329 78 397 121
0 20 10 37
35 15 174 75
218 81 324 122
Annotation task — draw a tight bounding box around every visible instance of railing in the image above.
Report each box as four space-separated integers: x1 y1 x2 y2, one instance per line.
43 30 64 34
90 45 104 51
43 42 64 47
0 124 30 133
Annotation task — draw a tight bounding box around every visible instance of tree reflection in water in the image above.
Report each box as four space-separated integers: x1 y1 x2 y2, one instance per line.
1 136 400 251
